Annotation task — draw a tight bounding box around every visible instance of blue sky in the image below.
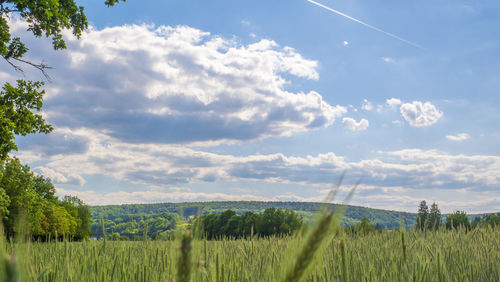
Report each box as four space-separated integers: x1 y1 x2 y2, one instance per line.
2 0 500 212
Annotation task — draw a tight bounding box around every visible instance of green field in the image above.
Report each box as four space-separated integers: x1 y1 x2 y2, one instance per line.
2 225 499 281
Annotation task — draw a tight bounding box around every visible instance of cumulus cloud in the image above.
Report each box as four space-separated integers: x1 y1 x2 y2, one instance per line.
361 99 373 111
35 166 85 186
386 98 402 108
446 133 471 142
342 117 369 131
400 101 443 127
3 20 345 145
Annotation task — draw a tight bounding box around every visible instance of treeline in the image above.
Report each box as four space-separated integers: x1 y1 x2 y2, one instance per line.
345 201 500 235
90 201 418 228
90 201 499 240
346 201 500 236
416 200 499 231
196 208 303 239
93 212 179 240
0 157 91 240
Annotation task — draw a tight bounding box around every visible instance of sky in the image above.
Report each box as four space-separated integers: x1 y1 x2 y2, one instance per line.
2 0 500 213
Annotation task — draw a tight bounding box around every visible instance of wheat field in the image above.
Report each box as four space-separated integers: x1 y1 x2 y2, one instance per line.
2 225 498 281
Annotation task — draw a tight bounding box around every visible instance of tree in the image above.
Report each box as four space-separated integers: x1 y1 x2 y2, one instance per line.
61 195 92 239
487 214 499 228
0 0 124 159
0 157 40 236
345 217 374 235
33 175 57 202
446 211 470 231
224 215 241 237
358 217 373 234
257 208 280 236
374 223 384 232
416 200 429 231
427 202 441 230
241 211 258 237
39 200 77 238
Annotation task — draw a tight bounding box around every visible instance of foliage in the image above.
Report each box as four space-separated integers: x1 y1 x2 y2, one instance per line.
0 81 53 160
93 211 179 240
471 213 500 229
197 208 303 239
0 157 40 236
446 210 471 231
427 202 442 230
345 217 376 235
416 200 429 231
0 157 91 239
90 201 419 232
416 200 442 231
0 0 88 54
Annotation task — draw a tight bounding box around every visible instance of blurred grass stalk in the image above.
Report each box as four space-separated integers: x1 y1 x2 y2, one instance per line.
284 176 357 282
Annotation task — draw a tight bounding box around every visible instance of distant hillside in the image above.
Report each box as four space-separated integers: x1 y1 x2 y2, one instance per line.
90 201 419 230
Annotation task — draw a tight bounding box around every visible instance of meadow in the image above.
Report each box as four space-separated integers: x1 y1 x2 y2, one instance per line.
2 226 498 281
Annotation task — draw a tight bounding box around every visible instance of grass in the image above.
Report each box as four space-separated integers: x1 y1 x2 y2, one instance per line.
0 226 498 281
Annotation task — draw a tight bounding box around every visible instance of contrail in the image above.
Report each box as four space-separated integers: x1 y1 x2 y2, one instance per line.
307 0 424 50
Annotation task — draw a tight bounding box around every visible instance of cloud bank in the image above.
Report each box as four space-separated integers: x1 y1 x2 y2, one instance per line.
20 128 500 192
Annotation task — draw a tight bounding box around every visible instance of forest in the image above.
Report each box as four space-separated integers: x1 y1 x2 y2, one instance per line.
90 200 420 235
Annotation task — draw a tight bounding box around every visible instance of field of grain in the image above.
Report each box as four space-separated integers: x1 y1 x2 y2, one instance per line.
2 226 498 281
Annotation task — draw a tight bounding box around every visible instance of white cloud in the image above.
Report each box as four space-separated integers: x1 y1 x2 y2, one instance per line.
382 57 394 63
446 133 470 142
400 101 443 127
386 98 402 108
361 99 373 111
17 128 500 192
3 21 346 145
35 166 85 186
342 117 369 131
